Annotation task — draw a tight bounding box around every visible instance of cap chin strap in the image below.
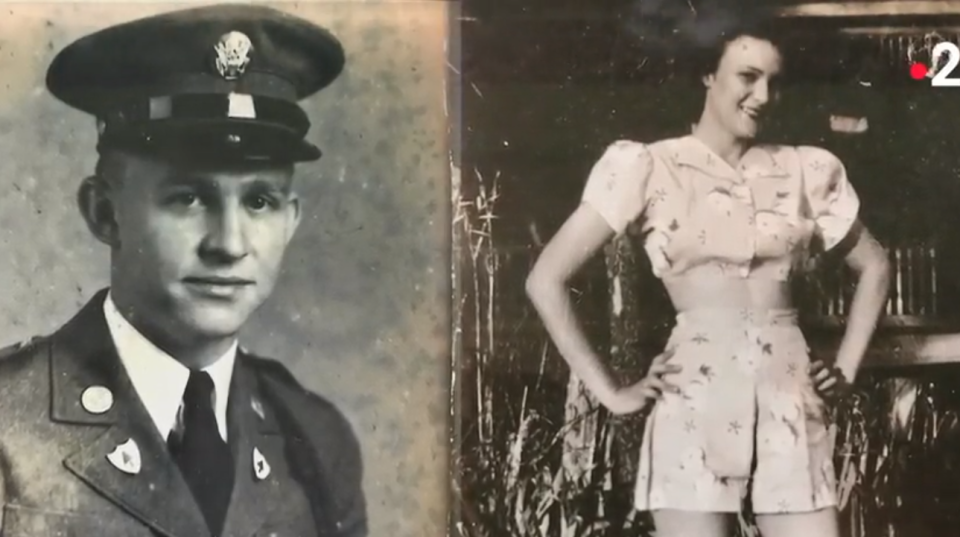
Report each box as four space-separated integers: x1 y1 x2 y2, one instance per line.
150 93 256 120
97 93 311 140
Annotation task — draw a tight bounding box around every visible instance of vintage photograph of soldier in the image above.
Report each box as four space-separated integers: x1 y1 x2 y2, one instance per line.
0 2 450 537
454 1 960 536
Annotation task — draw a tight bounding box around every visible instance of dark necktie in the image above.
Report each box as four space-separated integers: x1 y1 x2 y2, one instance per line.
169 370 235 536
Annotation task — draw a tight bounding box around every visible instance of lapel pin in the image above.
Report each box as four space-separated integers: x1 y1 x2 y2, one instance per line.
253 447 270 480
250 397 265 420
81 385 114 414
106 438 141 475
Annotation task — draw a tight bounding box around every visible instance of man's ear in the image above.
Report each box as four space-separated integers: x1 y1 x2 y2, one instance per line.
77 176 120 247
285 194 302 243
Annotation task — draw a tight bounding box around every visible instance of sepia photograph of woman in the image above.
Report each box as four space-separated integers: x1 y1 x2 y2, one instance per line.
524 4 892 536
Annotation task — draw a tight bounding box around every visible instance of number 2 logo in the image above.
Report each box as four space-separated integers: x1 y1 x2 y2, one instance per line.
930 42 960 87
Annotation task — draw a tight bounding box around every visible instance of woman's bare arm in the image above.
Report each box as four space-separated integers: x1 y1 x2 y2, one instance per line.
525 204 627 408
527 140 678 414
834 224 891 382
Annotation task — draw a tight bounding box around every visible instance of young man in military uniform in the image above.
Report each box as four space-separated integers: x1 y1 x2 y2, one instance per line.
0 5 366 537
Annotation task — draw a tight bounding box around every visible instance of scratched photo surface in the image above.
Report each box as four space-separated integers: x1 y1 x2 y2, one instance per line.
454 1 960 536
0 2 450 536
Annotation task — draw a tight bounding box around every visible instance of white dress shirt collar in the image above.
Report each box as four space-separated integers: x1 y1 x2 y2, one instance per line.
102 291 237 441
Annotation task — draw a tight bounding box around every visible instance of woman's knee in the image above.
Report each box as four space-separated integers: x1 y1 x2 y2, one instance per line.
755 507 840 537
651 509 732 537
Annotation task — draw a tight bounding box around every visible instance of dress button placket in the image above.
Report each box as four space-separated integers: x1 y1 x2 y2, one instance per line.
733 175 756 278
742 308 761 374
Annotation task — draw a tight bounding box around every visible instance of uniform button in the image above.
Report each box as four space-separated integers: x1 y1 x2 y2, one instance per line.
739 266 750 277
81 385 114 414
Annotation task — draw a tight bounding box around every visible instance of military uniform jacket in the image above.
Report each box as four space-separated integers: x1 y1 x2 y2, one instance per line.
0 290 367 537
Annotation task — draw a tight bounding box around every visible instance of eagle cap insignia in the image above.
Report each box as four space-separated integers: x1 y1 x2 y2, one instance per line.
213 31 254 80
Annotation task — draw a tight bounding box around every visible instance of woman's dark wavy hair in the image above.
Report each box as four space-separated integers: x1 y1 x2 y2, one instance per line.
626 0 790 82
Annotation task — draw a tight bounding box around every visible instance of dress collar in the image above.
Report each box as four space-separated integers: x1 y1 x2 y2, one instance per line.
671 135 790 182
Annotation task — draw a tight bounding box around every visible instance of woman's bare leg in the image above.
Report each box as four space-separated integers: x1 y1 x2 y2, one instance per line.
652 510 733 537
755 508 840 537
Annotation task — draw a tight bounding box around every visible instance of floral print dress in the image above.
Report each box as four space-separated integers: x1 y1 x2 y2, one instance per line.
580 135 860 514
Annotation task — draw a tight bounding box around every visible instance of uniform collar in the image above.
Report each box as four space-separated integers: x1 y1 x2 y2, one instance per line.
46 289 285 537
671 135 790 181
48 288 280 435
102 292 237 441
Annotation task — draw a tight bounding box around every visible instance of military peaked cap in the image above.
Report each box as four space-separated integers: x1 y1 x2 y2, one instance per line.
46 3 345 163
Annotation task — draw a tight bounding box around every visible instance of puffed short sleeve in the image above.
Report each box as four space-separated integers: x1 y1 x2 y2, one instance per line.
580 140 653 235
798 145 861 251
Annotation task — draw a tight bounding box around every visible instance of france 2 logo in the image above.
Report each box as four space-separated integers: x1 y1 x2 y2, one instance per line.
924 42 960 87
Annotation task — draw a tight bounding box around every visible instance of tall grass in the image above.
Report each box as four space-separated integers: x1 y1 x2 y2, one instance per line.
453 167 650 537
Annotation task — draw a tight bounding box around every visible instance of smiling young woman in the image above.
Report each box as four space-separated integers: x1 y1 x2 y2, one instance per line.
525 7 891 537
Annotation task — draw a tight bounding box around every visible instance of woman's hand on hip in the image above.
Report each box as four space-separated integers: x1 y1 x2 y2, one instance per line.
603 352 682 415
808 359 852 401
